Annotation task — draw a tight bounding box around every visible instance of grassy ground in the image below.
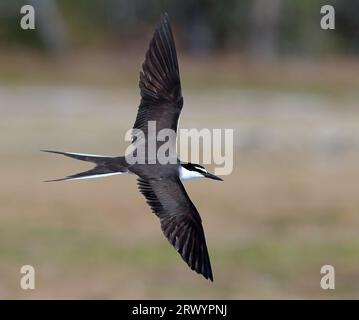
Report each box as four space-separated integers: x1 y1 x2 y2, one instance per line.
0 53 359 298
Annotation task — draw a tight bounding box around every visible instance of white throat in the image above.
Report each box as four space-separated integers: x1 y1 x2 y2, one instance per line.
179 166 204 181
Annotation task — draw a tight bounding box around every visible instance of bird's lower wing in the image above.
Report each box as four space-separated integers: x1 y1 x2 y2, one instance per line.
137 176 213 281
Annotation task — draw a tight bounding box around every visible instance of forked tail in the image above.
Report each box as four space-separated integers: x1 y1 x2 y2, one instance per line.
41 150 127 182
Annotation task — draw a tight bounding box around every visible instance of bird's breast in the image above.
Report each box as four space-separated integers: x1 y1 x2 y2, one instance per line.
179 166 204 181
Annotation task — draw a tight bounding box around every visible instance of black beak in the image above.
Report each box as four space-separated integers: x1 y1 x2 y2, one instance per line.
205 172 223 181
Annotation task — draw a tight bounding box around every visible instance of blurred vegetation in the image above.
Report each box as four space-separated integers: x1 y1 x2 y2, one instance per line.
0 0 358 56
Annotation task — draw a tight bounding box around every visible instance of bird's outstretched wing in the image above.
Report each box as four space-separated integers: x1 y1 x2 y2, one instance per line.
137 176 213 281
133 13 183 146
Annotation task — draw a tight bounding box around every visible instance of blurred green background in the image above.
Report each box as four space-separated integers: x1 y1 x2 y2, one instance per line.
0 0 358 299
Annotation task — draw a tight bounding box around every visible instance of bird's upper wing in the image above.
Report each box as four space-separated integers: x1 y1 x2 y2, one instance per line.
133 13 183 145
137 176 213 281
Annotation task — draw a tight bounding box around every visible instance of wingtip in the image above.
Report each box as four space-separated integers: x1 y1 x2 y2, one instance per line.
161 12 169 20
160 12 170 25
209 269 214 281
206 269 214 282
199 270 213 282
193 263 214 282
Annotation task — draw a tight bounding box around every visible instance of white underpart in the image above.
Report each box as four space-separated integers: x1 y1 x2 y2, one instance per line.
65 152 110 157
179 166 205 181
66 172 124 181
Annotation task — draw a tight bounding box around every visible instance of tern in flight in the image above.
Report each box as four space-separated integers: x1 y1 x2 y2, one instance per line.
43 13 222 281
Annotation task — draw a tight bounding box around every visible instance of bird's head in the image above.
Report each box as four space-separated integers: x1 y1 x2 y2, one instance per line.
180 163 223 181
